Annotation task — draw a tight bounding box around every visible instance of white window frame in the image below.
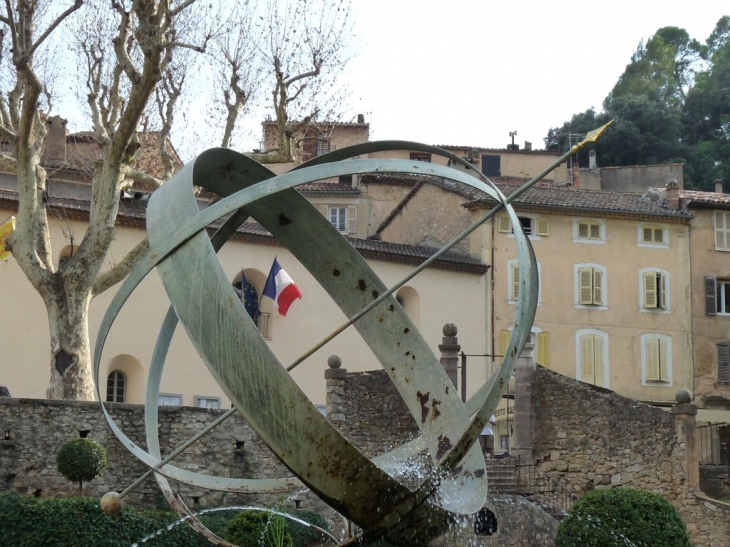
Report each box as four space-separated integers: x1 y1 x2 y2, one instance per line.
106 370 126 403
639 268 670 313
640 334 673 386
507 259 542 306
638 223 669 249
573 219 605 244
498 213 549 240
195 396 221 409
714 211 730 251
575 329 609 388
158 393 183 406
329 206 347 232
574 263 608 310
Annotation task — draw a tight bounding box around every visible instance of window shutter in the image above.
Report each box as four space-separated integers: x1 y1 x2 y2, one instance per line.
537 332 550 368
500 329 511 357
319 204 329 217
718 342 730 385
715 212 729 250
594 336 605 386
643 227 652 242
646 338 660 381
578 222 589 238
590 223 600 239
511 263 520 300
347 205 357 234
643 272 657 308
654 228 664 243
706 277 718 315
659 339 668 381
580 335 595 384
578 268 593 305
593 269 604 305
498 214 511 233
660 273 667 309
536 217 550 236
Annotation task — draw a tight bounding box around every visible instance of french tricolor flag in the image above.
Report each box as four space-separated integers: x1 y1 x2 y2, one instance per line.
263 258 302 316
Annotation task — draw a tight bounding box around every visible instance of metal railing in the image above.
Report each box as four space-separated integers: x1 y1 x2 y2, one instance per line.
515 456 577 517
698 422 730 466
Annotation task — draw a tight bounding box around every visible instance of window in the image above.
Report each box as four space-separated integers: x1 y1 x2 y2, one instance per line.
574 219 605 243
159 394 182 406
507 259 542 304
320 205 357 234
316 139 330 157
498 214 549 237
499 435 510 452
409 151 431 162
195 396 221 409
641 334 672 385
576 330 608 387
500 328 549 367
640 269 669 311
576 265 605 307
705 277 730 315
482 154 501 177
718 341 730 385
106 371 126 403
639 224 667 246
714 211 730 251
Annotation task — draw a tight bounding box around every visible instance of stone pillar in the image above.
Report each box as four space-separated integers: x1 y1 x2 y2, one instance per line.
672 389 699 490
511 343 535 462
325 355 347 422
439 323 460 390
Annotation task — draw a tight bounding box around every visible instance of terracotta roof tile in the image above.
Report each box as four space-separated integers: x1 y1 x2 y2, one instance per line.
679 190 730 206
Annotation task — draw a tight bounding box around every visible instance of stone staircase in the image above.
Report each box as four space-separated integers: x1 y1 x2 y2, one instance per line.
485 457 574 520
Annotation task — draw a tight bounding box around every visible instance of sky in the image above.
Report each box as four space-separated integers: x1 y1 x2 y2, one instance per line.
335 0 729 150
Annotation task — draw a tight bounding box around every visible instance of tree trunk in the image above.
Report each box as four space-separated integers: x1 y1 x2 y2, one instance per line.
45 278 95 401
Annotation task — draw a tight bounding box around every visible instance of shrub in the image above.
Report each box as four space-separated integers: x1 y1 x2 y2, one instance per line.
226 509 292 547
287 510 330 547
56 438 108 495
555 487 690 547
0 493 228 546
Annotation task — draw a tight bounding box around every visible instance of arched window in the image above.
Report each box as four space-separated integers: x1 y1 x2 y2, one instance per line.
106 370 126 403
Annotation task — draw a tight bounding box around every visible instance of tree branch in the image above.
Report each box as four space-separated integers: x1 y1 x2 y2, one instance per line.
92 237 150 296
30 0 84 55
124 167 162 190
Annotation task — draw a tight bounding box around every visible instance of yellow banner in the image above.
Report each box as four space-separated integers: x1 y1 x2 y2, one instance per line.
0 216 16 261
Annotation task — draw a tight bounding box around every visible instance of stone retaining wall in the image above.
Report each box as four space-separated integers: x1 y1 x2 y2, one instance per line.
532 366 730 547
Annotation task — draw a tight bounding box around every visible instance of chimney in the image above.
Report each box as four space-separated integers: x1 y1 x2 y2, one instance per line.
666 180 679 210
357 114 365 124
715 179 724 194
588 150 597 170
524 141 532 151
42 115 68 163
572 164 580 188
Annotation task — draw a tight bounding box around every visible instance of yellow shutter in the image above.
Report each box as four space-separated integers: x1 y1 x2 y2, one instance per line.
500 329 511 356
642 227 652 242
594 336 605 386
537 332 550 368
643 272 657 308
590 223 600 239
578 222 589 238
347 205 358 234
580 335 595 384
579 268 593 304
659 339 668 381
511 263 520 300
318 204 329 218
646 338 660 381
654 228 664 243
536 217 550 236
498 214 511 233
593 269 603 305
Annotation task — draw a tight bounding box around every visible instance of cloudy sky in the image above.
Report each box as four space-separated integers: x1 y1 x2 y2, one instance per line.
340 0 728 150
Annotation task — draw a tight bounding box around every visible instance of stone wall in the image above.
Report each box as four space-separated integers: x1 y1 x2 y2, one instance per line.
0 398 320 514
532 366 730 547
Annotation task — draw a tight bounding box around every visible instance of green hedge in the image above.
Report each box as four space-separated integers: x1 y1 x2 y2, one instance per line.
555 487 690 547
0 493 229 547
0 494 331 547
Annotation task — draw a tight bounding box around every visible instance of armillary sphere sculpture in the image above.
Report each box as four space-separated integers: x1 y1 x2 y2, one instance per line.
94 123 612 546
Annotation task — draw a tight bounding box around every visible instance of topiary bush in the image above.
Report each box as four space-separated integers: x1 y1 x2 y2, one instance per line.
57 438 108 496
226 509 292 547
555 487 690 547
